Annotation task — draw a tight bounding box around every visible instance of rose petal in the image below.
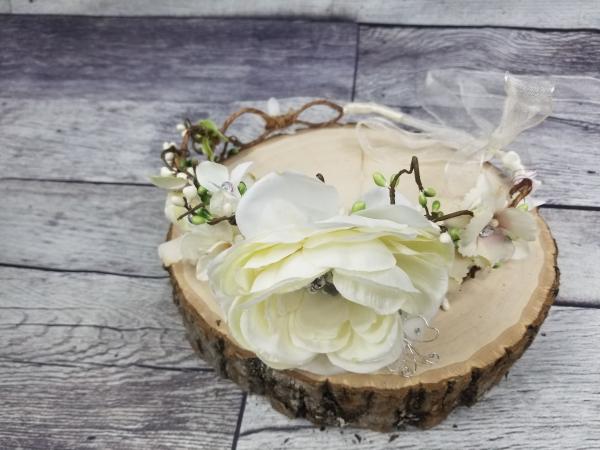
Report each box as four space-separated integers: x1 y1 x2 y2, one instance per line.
289 290 351 353
234 295 316 369
235 171 341 239
333 269 412 315
303 240 396 272
328 316 403 374
244 242 302 269
250 251 326 293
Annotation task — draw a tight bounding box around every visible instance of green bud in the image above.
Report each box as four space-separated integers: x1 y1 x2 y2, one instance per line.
198 208 213 220
189 215 206 225
517 203 529 211
197 186 208 196
448 227 461 242
238 181 247 196
424 187 437 197
351 200 366 213
372 172 387 187
418 192 427 207
432 200 441 212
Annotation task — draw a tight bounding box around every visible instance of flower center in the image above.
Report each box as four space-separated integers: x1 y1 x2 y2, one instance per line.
479 224 495 238
308 273 338 296
220 181 234 192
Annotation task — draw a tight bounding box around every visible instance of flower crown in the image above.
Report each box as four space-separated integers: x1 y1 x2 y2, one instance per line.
153 75 550 376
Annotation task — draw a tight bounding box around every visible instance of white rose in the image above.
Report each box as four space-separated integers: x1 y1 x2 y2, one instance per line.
209 171 454 374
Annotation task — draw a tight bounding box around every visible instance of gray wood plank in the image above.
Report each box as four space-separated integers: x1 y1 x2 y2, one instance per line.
0 267 204 370
0 180 166 277
0 15 356 102
0 362 242 449
236 306 600 449
1 96 598 207
0 97 335 184
9 0 600 29
357 27 600 101
0 181 597 305
355 26 600 207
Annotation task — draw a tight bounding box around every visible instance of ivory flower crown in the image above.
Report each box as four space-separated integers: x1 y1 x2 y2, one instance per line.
153 72 553 376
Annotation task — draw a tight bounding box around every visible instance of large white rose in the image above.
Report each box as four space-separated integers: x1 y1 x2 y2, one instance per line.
209 171 454 374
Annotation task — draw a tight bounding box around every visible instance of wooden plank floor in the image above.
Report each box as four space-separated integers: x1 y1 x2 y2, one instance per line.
0 14 598 450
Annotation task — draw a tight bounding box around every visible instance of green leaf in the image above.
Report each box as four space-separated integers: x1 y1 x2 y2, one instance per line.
201 136 215 161
198 119 228 141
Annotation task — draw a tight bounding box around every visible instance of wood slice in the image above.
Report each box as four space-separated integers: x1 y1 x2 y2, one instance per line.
165 126 559 431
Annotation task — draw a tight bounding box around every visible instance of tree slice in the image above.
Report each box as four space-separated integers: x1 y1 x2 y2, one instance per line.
166 126 559 431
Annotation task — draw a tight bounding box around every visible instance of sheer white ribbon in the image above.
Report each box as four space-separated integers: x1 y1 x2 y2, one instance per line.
344 69 556 192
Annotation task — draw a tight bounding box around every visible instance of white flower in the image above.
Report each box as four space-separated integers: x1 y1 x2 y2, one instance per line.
500 150 524 173
159 221 236 280
208 171 454 374
452 173 537 266
196 161 253 217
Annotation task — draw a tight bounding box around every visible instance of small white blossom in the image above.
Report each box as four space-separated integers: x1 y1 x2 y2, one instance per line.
162 141 177 151
160 167 173 177
195 160 253 217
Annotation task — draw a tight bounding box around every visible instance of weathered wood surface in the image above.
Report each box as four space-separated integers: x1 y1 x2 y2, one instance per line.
1 13 599 449
236 306 600 449
0 267 202 370
8 0 600 29
1 180 596 306
0 16 356 102
0 97 342 183
0 363 243 449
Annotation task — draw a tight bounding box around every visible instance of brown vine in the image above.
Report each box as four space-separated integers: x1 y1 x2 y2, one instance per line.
219 99 343 155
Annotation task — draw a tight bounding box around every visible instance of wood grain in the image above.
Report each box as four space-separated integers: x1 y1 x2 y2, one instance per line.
0 266 205 370
356 27 600 101
0 180 167 277
0 15 356 102
0 362 242 449
236 306 600 449
9 0 600 29
0 180 597 305
0 97 343 183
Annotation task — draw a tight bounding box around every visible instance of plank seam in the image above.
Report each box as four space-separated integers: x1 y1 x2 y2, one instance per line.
0 177 153 187
231 392 248 450
350 24 360 101
0 262 168 279
357 22 600 33
0 357 215 373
